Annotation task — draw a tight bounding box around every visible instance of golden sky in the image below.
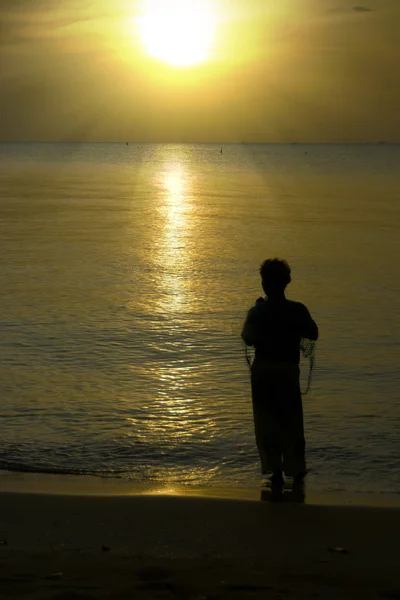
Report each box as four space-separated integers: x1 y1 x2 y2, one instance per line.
1 0 399 142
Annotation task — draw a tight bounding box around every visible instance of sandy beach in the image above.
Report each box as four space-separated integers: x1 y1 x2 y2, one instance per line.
0 477 399 599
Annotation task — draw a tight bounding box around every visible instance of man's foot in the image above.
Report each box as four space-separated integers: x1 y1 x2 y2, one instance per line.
270 471 284 486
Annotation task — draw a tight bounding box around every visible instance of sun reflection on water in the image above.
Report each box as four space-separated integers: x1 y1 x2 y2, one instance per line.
124 149 220 460
155 157 194 313
147 152 205 440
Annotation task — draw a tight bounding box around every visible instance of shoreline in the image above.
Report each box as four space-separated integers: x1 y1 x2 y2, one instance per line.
1 469 399 508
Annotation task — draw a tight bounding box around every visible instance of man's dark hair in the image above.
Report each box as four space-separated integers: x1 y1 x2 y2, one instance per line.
259 258 291 290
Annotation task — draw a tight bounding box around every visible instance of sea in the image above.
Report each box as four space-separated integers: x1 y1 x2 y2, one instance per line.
0 142 399 497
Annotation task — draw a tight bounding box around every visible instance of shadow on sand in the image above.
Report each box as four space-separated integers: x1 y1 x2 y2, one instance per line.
260 481 306 504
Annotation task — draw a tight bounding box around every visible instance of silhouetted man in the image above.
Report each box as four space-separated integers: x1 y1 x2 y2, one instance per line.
242 258 318 486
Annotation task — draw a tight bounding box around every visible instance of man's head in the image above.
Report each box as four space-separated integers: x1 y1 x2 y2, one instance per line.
260 258 291 295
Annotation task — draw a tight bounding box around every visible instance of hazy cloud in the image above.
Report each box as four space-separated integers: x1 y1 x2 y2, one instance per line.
327 5 374 14
0 3 122 52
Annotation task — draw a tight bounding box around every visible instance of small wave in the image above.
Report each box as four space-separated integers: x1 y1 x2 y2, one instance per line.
0 460 117 478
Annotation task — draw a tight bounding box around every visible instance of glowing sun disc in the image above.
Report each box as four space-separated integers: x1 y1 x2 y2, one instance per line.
138 0 215 66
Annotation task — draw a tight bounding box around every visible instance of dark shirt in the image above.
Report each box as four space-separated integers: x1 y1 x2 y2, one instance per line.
241 298 318 365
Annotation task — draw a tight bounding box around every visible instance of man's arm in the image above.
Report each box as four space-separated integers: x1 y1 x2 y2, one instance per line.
241 300 264 346
298 304 319 341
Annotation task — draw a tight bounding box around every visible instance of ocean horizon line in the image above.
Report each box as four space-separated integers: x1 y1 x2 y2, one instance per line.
0 140 398 145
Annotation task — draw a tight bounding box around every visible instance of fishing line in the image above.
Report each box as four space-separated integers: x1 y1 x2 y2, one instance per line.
243 338 316 396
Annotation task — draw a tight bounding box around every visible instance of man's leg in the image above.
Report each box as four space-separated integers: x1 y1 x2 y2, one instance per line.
251 361 283 475
280 366 307 477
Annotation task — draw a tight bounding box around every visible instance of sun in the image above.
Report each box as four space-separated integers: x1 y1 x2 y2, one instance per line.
137 0 216 67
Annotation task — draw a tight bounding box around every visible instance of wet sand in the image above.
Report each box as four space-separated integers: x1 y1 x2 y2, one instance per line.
1 484 399 599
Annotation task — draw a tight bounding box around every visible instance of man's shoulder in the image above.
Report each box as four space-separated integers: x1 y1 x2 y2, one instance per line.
286 299 310 314
286 299 307 308
247 303 265 317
